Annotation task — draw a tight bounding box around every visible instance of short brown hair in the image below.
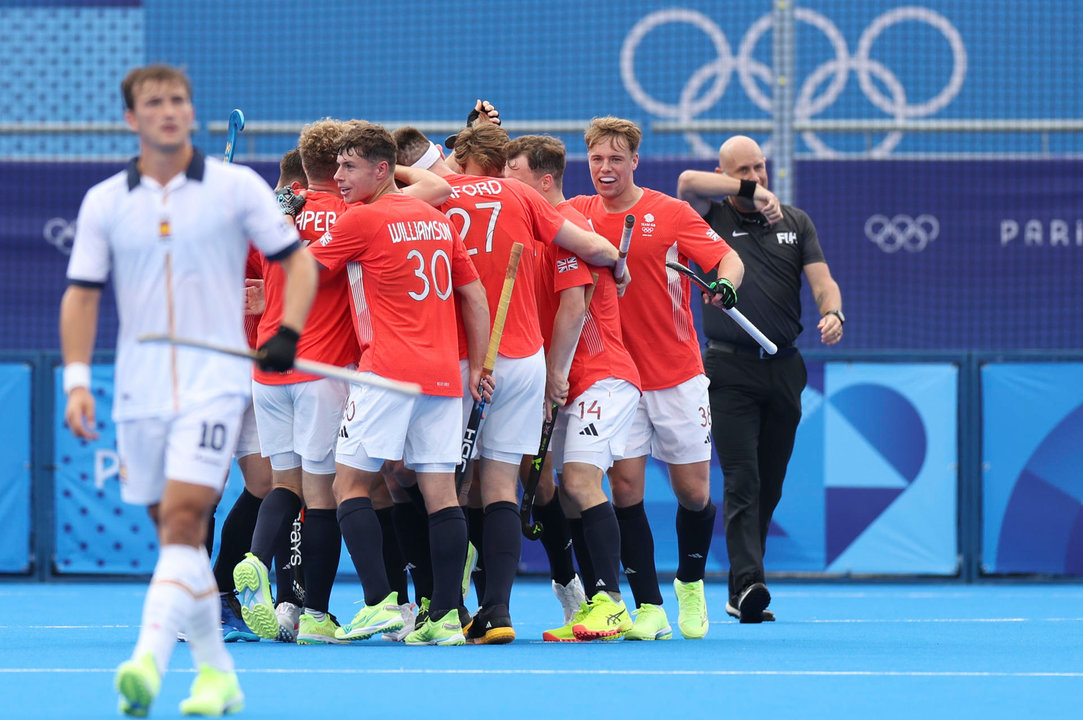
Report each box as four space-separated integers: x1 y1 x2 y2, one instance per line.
335 120 397 168
584 116 642 156
121 64 192 111
298 118 344 182
452 122 510 176
277 148 307 189
505 135 567 184
391 126 433 167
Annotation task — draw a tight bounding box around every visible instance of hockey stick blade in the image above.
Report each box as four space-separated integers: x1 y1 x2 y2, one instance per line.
665 261 778 355
223 108 245 163
138 333 423 394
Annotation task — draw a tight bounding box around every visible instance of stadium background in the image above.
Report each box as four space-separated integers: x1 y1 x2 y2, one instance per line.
1 0 1080 581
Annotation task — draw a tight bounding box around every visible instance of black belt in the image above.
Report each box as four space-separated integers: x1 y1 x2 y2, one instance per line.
707 338 797 359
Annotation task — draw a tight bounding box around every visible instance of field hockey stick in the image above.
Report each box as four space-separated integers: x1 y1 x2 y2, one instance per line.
138 333 424 394
521 272 600 539
223 109 245 163
613 214 634 283
455 242 525 494
665 260 778 355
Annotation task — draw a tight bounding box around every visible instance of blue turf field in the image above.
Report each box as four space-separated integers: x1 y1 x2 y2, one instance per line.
1 581 1080 719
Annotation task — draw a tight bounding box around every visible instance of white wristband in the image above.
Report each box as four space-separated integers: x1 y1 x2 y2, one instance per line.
63 362 91 395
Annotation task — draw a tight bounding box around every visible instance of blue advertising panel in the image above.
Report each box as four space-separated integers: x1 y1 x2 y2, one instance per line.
0 364 31 573
981 363 1083 576
822 363 958 574
793 160 1083 351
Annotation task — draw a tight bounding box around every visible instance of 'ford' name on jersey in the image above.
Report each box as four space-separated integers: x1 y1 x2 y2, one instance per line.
388 219 454 243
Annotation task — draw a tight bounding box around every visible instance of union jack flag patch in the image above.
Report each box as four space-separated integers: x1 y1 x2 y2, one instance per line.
556 257 579 273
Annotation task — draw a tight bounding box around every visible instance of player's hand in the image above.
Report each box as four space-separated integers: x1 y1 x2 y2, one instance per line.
244 278 265 315
469 99 500 126
615 264 631 297
471 371 495 404
754 186 783 224
710 278 738 309
276 187 306 217
545 371 569 414
818 313 844 346
258 326 300 372
64 388 99 440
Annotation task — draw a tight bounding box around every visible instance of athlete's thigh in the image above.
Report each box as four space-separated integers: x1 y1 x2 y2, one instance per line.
290 377 349 461
480 350 546 457
643 374 713 465
165 394 247 492
561 378 640 472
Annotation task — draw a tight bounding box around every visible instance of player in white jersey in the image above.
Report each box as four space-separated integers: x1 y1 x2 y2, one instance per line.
60 64 317 717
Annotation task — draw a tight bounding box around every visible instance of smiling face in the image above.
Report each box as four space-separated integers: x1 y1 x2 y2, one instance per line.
587 136 638 204
123 78 194 154
334 147 387 204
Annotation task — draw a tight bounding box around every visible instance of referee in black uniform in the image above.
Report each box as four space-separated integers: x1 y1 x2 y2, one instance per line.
677 135 843 623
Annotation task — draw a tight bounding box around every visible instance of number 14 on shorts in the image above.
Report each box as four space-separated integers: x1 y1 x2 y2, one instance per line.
577 399 603 419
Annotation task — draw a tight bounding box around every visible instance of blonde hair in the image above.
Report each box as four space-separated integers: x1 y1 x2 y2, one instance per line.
298 118 344 181
584 116 642 155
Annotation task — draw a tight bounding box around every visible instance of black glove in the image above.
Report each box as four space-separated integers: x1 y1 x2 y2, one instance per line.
711 278 738 309
258 326 300 372
276 187 306 217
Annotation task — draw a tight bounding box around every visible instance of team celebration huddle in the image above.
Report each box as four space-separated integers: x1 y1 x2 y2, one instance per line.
60 64 842 716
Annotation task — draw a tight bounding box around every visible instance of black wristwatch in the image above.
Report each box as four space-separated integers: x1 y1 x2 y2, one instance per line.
825 309 845 325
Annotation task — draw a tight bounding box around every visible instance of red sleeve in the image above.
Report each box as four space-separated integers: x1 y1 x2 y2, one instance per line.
513 178 566 247
308 209 363 272
674 201 733 271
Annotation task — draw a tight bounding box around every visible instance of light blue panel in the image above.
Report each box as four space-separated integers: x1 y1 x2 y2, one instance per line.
0 364 31 572
981 363 1083 574
53 364 246 575
825 363 958 574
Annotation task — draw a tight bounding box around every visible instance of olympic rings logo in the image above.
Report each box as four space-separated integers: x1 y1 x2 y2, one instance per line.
865 214 940 253
620 6 967 157
44 217 76 255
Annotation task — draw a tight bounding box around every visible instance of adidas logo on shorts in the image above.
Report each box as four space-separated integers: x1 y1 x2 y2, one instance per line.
578 423 599 437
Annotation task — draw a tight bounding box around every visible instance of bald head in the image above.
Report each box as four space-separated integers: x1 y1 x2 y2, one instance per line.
718 135 768 190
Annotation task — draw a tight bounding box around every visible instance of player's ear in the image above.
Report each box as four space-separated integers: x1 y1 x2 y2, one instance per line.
632 153 639 171
290 180 304 194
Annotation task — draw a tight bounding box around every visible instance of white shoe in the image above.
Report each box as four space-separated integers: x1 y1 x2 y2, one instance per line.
275 602 301 642
382 603 417 642
552 576 587 625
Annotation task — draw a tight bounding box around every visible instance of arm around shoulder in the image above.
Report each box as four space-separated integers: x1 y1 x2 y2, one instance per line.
677 170 737 217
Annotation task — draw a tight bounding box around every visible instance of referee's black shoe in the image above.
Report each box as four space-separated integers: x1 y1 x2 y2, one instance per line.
465 604 516 644
726 583 774 623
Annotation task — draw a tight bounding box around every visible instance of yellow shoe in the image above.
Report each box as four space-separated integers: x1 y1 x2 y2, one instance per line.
673 578 709 639
571 592 633 641
115 652 160 717
624 603 673 641
179 664 244 716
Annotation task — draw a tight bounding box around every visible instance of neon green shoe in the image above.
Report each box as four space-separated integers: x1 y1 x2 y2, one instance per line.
115 651 160 717
624 603 673 641
571 592 632 641
232 553 277 639
542 600 591 642
178 664 244 716
673 578 709 639
335 592 406 641
297 612 347 645
405 609 466 645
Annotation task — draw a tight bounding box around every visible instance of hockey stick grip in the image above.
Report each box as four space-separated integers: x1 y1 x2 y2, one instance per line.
613 214 634 282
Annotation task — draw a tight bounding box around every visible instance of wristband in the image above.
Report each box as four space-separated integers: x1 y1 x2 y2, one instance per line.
63 362 91 395
738 179 757 200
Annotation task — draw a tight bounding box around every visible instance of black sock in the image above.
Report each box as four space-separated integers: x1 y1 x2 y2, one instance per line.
581 502 621 597
274 509 303 606
204 503 217 558
428 506 467 620
211 490 261 590
250 487 302 568
299 508 339 613
533 494 576 586
466 505 486 604
676 502 717 583
337 497 392 605
614 501 663 606
568 516 597 591
404 483 427 514
377 506 409 605
479 501 521 610
392 501 433 603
